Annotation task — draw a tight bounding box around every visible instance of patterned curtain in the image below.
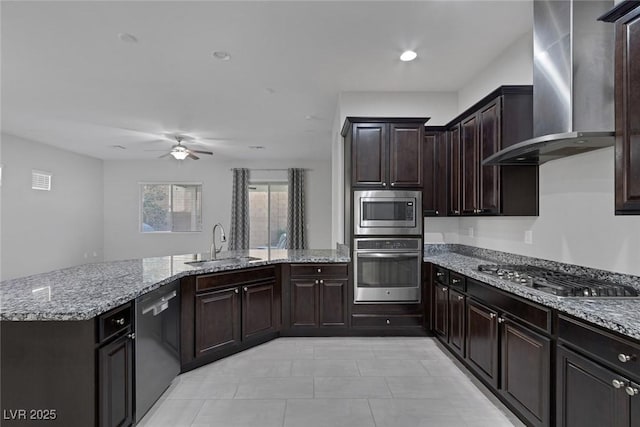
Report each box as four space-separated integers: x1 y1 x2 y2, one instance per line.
287 168 306 249
228 168 250 250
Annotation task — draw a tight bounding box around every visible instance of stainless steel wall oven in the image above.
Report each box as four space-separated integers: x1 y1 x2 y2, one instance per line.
353 237 422 303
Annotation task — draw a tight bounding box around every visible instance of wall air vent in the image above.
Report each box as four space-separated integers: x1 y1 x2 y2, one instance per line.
32 170 52 191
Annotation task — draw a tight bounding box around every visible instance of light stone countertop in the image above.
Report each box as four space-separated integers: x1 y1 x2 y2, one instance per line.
0 249 350 321
424 251 640 342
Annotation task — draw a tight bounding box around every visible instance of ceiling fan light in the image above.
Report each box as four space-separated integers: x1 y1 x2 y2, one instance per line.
170 150 189 160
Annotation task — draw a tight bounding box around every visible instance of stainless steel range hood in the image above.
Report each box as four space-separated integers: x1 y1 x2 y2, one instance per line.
484 0 615 166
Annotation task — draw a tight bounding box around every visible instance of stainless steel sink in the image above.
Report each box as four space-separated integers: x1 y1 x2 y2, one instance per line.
185 256 260 267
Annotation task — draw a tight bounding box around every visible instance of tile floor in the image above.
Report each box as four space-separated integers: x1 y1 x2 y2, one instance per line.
138 337 526 427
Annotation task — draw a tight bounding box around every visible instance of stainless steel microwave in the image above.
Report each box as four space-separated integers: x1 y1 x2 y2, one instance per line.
353 190 422 235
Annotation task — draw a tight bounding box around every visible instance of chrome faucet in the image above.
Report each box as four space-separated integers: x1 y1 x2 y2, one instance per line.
210 223 227 260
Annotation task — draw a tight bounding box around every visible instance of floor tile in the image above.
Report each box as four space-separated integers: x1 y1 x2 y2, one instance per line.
137 399 204 427
166 376 239 399
385 375 466 399
368 398 465 427
292 359 360 377
190 399 286 427
357 359 430 376
313 345 375 360
234 376 313 399
201 358 293 377
314 376 392 398
284 398 375 427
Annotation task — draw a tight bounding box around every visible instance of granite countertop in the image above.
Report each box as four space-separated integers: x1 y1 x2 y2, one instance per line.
424 251 640 342
0 249 350 321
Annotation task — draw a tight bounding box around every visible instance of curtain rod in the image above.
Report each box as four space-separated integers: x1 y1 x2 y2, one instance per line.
229 168 311 171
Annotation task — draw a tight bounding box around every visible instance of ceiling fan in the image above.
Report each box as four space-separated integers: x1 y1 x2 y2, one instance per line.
158 136 214 160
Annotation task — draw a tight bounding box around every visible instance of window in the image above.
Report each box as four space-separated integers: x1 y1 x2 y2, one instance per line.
140 183 202 232
248 182 288 248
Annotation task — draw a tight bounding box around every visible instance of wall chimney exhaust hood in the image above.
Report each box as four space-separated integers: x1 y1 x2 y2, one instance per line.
483 0 615 166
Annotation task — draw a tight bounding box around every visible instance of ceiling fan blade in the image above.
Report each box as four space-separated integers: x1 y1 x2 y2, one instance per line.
159 153 172 159
145 149 170 152
187 153 200 160
191 150 213 155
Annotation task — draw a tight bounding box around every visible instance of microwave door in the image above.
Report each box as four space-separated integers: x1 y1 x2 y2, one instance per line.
360 198 416 228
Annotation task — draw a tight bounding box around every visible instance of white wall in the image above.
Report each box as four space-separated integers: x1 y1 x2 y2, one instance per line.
0 133 104 280
331 91 459 245
103 158 331 261
457 30 533 113
424 27 640 276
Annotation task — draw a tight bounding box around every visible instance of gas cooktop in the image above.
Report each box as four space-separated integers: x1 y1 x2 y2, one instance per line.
477 264 639 298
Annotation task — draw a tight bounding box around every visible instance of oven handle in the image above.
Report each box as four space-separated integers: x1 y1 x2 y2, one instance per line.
355 253 421 258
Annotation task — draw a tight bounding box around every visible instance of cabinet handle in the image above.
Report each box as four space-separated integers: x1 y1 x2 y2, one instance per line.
235 289 239 294
457 295 464 301
112 318 125 326
382 183 387 187
243 287 248 292
612 379 625 389
317 268 322 273
453 210 460 215
498 317 505 324
452 278 461 284
435 210 439 215
391 182 395 187
618 353 634 363
319 279 324 284
489 313 497 319
127 333 136 340
441 287 448 292
386 319 391 325
315 280 319 285
625 386 639 396
436 272 445 278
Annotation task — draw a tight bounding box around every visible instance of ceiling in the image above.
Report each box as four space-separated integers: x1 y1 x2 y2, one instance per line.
1 1 533 161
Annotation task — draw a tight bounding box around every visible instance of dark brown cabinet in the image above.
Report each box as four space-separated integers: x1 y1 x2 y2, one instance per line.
98 333 134 427
289 264 348 330
182 267 280 370
449 124 462 215
448 288 465 357
433 282 449 339
466 299 499 388
500 318 550 427
342 117 428 189
423 128 448 216
613 4 640 214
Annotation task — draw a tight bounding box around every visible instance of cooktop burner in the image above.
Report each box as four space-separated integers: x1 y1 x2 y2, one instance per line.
477 264 639 298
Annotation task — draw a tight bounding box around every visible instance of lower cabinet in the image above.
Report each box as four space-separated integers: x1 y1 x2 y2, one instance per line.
98 333 134 427
465 299 499 388
183 267 280 369
289 264 348 330
448 288 465 357
432 282 449 339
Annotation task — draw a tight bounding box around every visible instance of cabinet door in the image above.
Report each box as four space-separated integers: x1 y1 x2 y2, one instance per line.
615 8 640 213
423 131 447 216
242 281 276 340
195 287 240 356
389 123 423 187
449 125 462 215
99 334 133 427
291 280 319 327
630 380 640 427
461 115 479 214
352 123 387 187
466 299 499 388
556 346 628 427
501 319 550 427
319 279 347 326
448 289 465 357
479 98 501 214
433 283 449 340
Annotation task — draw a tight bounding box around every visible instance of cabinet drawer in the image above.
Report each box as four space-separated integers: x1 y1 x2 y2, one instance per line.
351 314 423 328
449 272 466 292
196 266 275 292
290 264 348 278
98 302 132 344
433 266 448 286
467 278 551 333
558 315 640 380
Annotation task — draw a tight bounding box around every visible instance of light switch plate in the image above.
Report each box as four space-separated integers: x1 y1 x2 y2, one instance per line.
524 230 533 245
468 227 474 238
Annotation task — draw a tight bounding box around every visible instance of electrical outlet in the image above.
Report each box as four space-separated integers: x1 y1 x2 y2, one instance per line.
524 230 533 245
468 227 474 238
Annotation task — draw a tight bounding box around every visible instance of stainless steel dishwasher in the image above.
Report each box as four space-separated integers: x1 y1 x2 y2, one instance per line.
135 280 181 423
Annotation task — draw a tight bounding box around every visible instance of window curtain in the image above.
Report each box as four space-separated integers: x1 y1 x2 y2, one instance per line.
287 168 306 249
228 168 250 250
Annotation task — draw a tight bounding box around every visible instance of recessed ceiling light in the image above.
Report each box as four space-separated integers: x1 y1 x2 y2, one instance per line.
516 157 527 161
305 115 317 120
117 33 138 43
212 51 231 61
575 140 586 144
249 145 265 150
400 50 417 62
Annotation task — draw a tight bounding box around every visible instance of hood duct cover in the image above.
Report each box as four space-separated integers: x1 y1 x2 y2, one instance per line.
484 0 615 166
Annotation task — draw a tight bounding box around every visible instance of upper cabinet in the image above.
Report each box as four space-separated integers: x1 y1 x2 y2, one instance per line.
423 128 448 216
342 118 428 189
454 87 538 216
602 1 640 214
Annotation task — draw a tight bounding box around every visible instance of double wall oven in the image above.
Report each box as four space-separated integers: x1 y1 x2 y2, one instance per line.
353 190 422 303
